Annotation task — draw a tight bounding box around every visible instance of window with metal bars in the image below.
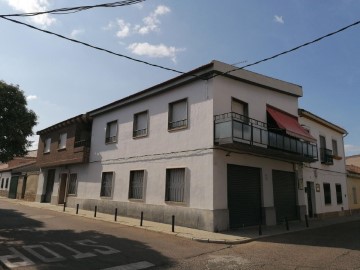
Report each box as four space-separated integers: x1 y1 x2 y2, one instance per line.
67 173 77 195
165 168 185 202
168 99 188 130
100 172 114 197
323 183 331 205
128 170 145 199
105 121 118 143
335 184 343 204
133 111 148 138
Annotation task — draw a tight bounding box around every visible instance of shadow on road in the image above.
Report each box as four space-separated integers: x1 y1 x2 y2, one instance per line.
258 220 360 251
0 207 173 269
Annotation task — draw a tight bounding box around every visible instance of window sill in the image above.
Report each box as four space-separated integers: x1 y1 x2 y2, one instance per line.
105 141 117 145
67 194 77 197
165 201 187 206
129 198 145 203
168 125 188 132
57 148 66 152
43 151 50 154
132 134 148 139
333 155 342 160
100 196 113 200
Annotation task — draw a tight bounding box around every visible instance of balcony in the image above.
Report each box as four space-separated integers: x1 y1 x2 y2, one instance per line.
320 148 333 165
214 112 318 163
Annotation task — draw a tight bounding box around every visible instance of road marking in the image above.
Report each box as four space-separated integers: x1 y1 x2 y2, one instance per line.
53 242 96 259
101 261 155 270
23 245 65 263
0 247 35 268
76 239 120 255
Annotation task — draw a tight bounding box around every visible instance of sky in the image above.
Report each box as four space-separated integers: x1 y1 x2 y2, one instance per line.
0 0 359 155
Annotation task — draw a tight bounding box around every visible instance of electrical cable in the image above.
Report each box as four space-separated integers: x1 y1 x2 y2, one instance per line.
0 0 147 17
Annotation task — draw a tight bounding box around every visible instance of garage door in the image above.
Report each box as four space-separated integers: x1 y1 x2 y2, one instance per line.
227 164 261 228
272 170 298 222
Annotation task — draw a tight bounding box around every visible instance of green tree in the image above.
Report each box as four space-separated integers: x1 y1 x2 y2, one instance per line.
0 81 37 162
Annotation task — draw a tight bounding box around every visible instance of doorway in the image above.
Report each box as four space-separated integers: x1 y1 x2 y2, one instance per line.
43 169 55 203
58 173 68 204
306 181 316 218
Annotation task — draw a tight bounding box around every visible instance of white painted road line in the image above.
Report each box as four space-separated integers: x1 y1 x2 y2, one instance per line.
101 261 155 270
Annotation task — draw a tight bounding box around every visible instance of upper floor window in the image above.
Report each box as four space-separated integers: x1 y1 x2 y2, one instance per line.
168 99 188 130
100 172 114 197
44 138 51 153
332 139 338 157
105 121 118 144
58 133 67 149
231 98 248 119
133 111 148 138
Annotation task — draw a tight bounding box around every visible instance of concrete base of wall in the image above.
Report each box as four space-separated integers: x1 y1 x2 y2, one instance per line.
0 190 9 198
64 197 229 232
316 210 350 219
264 207 276 226
298 205 307 221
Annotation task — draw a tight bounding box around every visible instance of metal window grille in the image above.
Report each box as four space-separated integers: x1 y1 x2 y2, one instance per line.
168 99 187 130
165 168 185 202
129 170 144 199
335 184 343 204
323 183 331 205
133 111 148 137
100 172 113 197
67 173 77 195
105 121 117 143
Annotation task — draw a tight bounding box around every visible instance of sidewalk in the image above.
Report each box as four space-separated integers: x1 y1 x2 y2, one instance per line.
3 197 360 245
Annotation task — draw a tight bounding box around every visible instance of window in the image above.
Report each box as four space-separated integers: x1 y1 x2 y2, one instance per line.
165 168 185 202
335 184 343 204
44 138 51 153
133 111 148 138
105 121 118 143
168 99 188 130
5 178 9 189
128 170 145 199
323 183 331 205
58 133 67 149
0 178 4 189
232 98 249 119
100 172 114 197
353 187 358 204
332 139 338 156
67 173 77 195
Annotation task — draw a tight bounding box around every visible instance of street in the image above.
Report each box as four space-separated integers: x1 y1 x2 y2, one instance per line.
1 200 360 269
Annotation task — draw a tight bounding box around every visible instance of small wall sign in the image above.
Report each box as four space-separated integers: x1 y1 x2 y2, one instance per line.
316 183 320 192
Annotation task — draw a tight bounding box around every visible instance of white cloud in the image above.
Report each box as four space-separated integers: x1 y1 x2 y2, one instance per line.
134 3 143 9
127 42 185 63
274 15 284 24
116 19 131 38
103 21 115 31
26 95 38 101
345 144 360 155
134 5 171 35
70 29 84 38
5 0 56 28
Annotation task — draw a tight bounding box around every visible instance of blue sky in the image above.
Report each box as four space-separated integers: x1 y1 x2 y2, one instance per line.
0 0 359 155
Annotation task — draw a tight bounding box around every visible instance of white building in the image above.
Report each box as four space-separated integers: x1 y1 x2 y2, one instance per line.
35 60 348 231
299 109 348 218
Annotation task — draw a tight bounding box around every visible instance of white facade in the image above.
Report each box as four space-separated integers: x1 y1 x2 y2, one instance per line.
299 110 348 217
36 61 349 231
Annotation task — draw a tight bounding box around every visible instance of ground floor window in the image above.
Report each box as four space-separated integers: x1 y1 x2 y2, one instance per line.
5 178 9 189
353 187 358 204
165 168 185 202
0 178 3 189
323 183 331 205
67 173 78 195
100 172 114 197
129 170 145 200
335 184 343 204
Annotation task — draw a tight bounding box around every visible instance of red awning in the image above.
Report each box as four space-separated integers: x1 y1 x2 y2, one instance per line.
267 106 316 143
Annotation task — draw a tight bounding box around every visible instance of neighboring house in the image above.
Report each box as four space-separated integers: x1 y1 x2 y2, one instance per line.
346 165 360 214
0 152 38 200
12 161 40 201
346 155 360 167
35 114 92 204
298 109 348 218
34 60 350 232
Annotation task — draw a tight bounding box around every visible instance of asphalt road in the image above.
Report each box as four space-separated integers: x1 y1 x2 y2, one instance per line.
1 200 360 269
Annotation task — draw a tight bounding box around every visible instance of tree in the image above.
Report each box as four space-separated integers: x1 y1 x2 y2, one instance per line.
0 81 37 162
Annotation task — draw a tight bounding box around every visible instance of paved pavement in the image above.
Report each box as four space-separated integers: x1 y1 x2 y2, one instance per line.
2 197 360 245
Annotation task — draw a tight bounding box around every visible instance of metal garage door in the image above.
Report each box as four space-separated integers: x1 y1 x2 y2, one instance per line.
227 164 262 228
272 170 298 222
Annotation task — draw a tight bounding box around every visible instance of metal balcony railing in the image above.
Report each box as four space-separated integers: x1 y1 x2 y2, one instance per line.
320 148 333 165
74 140 90 148
214 112 318 160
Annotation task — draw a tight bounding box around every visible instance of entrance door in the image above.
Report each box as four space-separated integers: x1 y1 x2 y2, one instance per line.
43 169 55 203
306 181 316 217
273 170 298 222
21 176 27 199
8 176 19 199
227 164 262 228
58 173 68 204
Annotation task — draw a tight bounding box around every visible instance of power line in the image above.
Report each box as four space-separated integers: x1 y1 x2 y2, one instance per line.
209 19 360 79
0 0 147 17
0 16 207 80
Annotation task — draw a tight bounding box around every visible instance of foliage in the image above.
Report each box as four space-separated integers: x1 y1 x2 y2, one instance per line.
0 81 37 162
